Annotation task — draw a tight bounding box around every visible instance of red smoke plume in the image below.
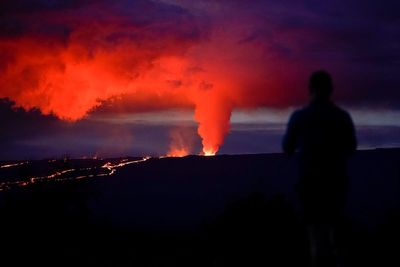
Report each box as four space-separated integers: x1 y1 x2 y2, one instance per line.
166 128 193 157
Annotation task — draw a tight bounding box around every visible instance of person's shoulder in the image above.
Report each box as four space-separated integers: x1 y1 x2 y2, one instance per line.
331 104 352 120
288 107 307 123
290 107 306 117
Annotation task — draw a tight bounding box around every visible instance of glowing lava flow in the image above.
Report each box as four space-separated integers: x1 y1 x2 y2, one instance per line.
0 168 75 191
0 157 151 191
101 157 151 175
0 161 29 169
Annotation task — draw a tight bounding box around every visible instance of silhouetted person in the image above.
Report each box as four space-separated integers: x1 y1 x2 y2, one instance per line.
283 70 357 267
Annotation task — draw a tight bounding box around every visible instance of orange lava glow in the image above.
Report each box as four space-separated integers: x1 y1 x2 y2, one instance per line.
167 148 189 158
165 128 193 157
203 149 217 157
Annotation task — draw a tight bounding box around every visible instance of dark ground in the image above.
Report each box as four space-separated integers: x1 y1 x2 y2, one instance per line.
0 149 399 266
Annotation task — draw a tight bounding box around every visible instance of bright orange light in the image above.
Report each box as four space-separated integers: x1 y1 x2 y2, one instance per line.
167 148 189 158
203 148 216 156
165 128 192 157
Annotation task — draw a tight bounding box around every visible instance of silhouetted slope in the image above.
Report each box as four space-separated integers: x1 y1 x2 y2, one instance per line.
0 148 399 266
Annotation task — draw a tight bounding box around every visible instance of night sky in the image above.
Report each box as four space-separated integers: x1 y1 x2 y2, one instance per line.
1 0 399 159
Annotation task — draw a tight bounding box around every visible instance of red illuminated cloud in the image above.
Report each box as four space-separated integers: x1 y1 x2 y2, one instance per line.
0 0 207 118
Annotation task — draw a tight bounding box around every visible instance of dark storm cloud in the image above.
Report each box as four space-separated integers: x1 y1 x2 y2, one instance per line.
0 0 199 39
203 0 400 106
291 1 400 105
0 99 60 140
0 0 88 14
0 98 63 159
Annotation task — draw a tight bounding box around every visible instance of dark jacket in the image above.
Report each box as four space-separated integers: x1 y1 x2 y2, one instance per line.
283 100 357 178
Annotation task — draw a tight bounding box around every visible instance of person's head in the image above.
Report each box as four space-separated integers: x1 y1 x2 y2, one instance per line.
308 70 333 101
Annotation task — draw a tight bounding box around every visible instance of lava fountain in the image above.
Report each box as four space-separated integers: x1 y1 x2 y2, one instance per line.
203 149 217 156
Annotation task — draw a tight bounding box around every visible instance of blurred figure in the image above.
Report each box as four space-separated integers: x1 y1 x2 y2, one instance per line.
283 70 357 267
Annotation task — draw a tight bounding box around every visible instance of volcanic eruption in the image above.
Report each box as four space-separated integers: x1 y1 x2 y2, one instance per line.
2 0 388 156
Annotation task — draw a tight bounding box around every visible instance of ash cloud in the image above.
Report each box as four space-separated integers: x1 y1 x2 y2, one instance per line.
0 0 208 119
